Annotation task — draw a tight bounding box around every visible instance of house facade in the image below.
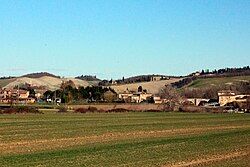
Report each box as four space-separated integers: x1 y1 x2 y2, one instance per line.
150 76 170 82
0 88 35 104
218 90 250 106
118 91 153 103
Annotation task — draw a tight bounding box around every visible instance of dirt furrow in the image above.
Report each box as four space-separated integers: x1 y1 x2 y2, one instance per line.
164 150 249 167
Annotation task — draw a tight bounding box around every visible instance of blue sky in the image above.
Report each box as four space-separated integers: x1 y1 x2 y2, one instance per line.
0 0 249 79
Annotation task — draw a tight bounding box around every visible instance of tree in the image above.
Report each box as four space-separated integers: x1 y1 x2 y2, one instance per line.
79 86 89 99
28 89 36 98
159 85 183 111
160 85 181 102
201 70 205 75
103 90 117 102
60 80 76 90
138 86 143 92
43 90 53 100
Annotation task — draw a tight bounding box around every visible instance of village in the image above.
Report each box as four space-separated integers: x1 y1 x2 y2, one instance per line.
1 1 250 166
1 84 249 113
0 68 249 112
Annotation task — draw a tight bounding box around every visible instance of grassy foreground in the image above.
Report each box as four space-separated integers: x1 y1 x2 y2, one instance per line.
0 112 249 167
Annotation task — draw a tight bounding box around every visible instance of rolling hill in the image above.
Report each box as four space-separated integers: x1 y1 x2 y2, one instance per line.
111 78 181 94
0 72 180 94
0 76 99 91
187 75 250 88
21 72 60 78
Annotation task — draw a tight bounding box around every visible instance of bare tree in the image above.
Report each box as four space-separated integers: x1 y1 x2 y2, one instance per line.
159 85 183 111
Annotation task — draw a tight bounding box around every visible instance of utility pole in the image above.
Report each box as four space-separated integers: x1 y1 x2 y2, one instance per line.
54 90 56 105
17 84 19 105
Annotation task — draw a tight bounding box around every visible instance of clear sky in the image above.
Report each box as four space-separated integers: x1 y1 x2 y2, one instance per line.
0 0 249 79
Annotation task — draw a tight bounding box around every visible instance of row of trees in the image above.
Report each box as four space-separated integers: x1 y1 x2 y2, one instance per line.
75 75 100 81
43 85 117 103
99 75 169 86
200 66 250 75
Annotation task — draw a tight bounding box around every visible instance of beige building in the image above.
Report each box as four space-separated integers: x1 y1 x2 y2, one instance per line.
18 90 30 99
150 76 169 82
118 91 153 103
153 96 164 104
118 92 133 102
218 90 250 106
0 88 35 104
187 98 210 106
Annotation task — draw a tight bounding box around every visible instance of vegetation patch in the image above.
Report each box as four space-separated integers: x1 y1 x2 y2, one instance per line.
0 106 42 114
74 106 99 113
58 106 68 113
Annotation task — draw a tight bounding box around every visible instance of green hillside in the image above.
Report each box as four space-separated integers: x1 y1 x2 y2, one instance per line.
188 76 250 88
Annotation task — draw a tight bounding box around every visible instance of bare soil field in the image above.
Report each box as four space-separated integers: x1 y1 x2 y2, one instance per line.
1 76 98 90
111 78 181 94
71 103 164 111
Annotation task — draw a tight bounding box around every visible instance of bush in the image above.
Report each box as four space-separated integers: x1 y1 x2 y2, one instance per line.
73 107 165 113
107 108 129 113
144 109 162 112
74 108 88 113
58 106 68 113
87 106 98 112
74 106 98 113
0 106 42 114
179 106 205 113
179 105 224 113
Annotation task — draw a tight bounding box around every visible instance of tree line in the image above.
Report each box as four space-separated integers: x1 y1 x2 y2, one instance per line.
43 85 117 103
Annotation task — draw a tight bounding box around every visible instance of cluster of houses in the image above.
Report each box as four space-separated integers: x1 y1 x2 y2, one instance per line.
0 86 249 109
218 90 250 106
118 90 164 104
186 90 250 109
0 88 36 104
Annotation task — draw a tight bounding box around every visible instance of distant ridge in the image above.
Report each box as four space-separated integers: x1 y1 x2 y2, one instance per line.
22 72 60 78
115 74 173 84
75 75 101 81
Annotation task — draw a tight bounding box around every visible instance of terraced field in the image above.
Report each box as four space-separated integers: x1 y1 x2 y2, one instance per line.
0 112 249 167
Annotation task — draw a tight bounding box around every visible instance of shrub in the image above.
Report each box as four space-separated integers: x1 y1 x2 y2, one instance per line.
144 109 162 112
74 108 88 113
87 106 98 112
179 105 224 113
1 106 42 114
74 107 99 113
58 106 68 113
179 106 205 113
107 108 129 113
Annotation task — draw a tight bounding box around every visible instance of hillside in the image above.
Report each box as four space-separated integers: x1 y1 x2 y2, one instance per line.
2 76 98 91
0 74 179 94
0 78 16 88
111 78 181 94
75 75 101 81
187 75 250 88
178 75 250 99
113 74 173 85
22 72 60 78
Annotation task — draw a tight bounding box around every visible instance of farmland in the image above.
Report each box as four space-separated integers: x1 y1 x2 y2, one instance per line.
111 78 181 94
0 111 249 167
